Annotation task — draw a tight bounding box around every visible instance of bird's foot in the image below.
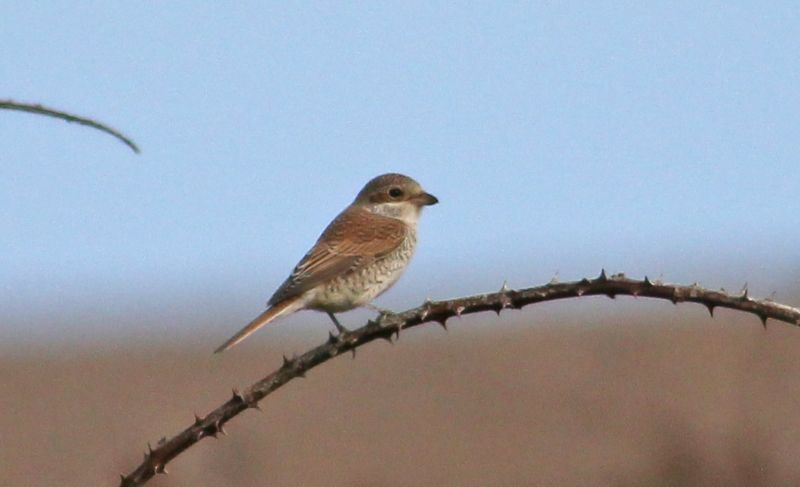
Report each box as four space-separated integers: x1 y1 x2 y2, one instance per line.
327 312 350 335
366 304 397 323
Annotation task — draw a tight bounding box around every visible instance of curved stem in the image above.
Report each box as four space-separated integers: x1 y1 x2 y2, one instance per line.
120 271 800 485
0 99 139 153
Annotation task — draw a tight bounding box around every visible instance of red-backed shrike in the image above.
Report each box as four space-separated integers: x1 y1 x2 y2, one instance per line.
215 173 438 353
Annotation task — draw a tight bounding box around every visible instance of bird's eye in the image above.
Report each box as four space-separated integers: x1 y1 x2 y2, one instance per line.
388 187 404 198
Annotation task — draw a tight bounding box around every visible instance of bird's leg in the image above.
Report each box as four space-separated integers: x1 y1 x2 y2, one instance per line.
365 303 396 323
326 312 350 334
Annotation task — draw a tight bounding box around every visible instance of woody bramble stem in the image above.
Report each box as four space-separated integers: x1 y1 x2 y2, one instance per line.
120 271 800 486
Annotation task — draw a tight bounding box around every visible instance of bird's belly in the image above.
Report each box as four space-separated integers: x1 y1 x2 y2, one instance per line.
307 235 415 312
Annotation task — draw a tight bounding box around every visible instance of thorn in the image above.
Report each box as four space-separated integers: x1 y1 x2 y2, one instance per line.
759 314 768 329
499 280 510 293
435 317 448 330
705 304 715 317
643 276 653 287
597 269 608 282
378 330 394 344
604 292 616 299
231 389 245 404
282 355 291 368
549 272 560 285
740 284 750 301
194 413 204 426
576 287 585 297
154 463 168 475
328 331 338 344
455 305 465 317
147 442 154 455
350 347 356 359
204 423 219 439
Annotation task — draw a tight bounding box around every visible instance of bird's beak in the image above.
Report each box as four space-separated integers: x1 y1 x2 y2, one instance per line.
414 192 439 206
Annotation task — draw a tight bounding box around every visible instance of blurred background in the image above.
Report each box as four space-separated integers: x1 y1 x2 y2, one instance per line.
2 2 799 486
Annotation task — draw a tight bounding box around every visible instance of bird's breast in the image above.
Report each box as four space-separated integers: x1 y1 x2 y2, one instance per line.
307 229 417 312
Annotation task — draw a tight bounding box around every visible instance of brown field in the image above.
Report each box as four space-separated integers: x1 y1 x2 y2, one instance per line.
3 298 800 486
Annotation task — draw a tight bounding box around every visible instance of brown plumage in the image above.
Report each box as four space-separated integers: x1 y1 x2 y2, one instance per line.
215 173 437 353
267 206 408 306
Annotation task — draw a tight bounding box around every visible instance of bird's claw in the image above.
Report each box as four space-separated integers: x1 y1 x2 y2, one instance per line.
366 304 396 323
327 312 351 335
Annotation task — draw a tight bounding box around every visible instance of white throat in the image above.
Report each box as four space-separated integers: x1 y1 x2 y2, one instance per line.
367 202 421 226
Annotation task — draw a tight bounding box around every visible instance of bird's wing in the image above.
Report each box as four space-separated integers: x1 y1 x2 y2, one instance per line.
268 206 407 305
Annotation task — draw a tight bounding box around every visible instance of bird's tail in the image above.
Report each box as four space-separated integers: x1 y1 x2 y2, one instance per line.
214 298 300 353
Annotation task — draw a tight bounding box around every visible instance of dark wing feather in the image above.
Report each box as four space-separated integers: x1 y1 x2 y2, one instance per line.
268 206 407 305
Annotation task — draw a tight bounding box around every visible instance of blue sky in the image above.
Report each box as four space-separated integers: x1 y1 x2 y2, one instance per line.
2 2 799 344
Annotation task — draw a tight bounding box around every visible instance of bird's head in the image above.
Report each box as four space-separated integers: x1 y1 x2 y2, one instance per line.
353 173 438 224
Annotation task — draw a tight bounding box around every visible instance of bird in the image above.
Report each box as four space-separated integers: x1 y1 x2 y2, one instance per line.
214 173 438 353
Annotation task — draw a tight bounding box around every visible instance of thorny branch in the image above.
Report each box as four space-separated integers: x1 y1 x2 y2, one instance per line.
0 99 139 153
120 271 800 486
